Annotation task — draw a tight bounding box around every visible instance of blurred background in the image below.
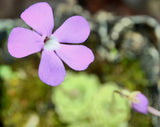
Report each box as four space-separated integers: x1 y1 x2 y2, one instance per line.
0 0 160 127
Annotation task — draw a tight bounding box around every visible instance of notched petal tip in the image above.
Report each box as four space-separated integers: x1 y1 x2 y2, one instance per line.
76 47 94 71
38 50 66 86
56 44 94 71
53 15 90 43
8 27 44 58
20 2 54 36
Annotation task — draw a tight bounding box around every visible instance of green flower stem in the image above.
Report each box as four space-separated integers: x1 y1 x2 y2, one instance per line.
114 90 129 98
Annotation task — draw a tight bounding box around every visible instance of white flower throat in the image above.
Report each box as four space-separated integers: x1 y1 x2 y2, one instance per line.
44 36 60 51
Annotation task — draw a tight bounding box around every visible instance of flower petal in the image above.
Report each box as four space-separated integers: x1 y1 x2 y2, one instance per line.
21 2 54 36
56 44 94 71
8 27 44 58
53 16 90 43
38 50 66 86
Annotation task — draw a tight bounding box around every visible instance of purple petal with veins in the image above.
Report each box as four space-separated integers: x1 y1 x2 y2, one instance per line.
21 2 54 36
8 2 94 86
56 44 94 71
8 27 44 58
38 50 66 86
53 16 90 43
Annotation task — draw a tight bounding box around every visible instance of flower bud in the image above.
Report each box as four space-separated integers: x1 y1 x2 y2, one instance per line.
129 91 149 114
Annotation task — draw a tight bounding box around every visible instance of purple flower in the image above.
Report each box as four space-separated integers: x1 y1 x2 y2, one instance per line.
8 2 94 86
130 92 149 114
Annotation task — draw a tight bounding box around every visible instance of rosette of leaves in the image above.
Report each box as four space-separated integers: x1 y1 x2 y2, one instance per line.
90 82 130 127
67 122 91 127
52 71 100 123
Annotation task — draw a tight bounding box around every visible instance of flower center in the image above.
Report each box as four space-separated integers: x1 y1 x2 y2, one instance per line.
44 36 60 51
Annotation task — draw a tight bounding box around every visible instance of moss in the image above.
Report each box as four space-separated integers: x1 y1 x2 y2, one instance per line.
52 71 100 123
104 58 148 90
90 82 130 127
